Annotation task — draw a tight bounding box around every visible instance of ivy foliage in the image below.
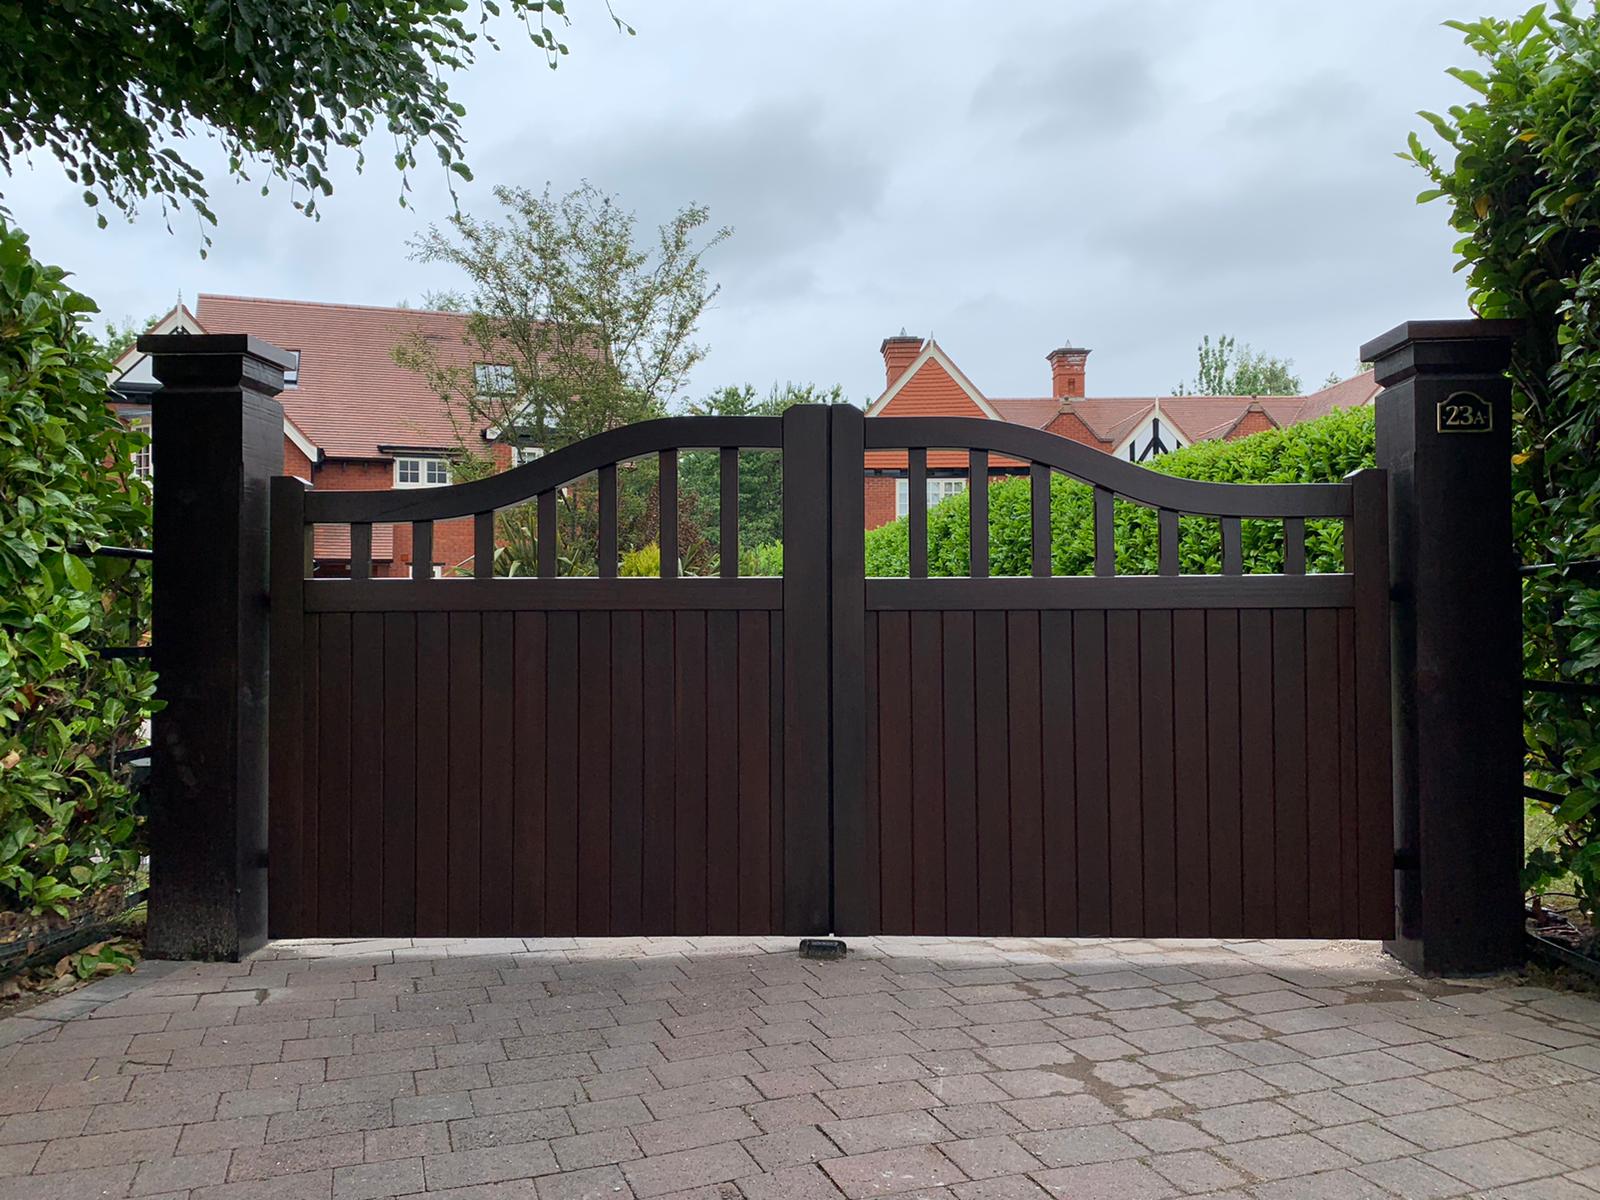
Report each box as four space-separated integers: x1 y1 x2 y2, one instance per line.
864 406 1375 579
1402 2 1600 915
0 218 156 917
0 1 628 244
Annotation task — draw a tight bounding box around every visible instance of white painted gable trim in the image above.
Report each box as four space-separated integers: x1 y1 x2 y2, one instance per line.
107 303 204 379
1113 403 1189 461
864 339 1003 421
284 418 322 465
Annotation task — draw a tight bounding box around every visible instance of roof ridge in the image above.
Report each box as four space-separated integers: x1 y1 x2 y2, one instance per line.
198 293 468 319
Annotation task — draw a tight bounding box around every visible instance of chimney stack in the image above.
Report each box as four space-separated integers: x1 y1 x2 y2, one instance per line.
881 331 923 389
1047 345 1090 401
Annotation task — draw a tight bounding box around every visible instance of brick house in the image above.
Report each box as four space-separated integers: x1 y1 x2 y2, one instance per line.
862 334 1379 530
111 295 533 576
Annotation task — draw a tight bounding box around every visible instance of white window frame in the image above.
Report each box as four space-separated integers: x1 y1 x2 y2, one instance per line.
282 350 300 387
511 445 545 468
394 456 451 488
895 475 967 518
130 423 152 481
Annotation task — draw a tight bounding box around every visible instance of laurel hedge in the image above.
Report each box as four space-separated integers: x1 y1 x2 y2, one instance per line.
863 405 1377 578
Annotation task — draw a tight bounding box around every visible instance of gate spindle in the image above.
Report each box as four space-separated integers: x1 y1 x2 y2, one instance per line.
351 522 372 581
537 491 557 577
1284 517 1307 575
909 447 928 579
473 512 494 579
1094 486 1115 577
659 450 679 579
969 449 989 579
720 447 739 579
1159 509 1180 576
599 463 618 578
411 520 433 580
1031 463 1051 578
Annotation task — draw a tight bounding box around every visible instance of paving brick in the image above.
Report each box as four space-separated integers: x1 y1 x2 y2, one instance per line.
451 1110 576 1151
936 1135 1040 1179
621 1140 758 1198
1420 1138 1561 1189
741 1124 835 1171
738 1161 847 1200
192 1167 334 1199
551 1126 642 1170
0 1164 137 1200
1029 1159 1177 1199
535 1163 630 1200
820 1109 946 1155
33 1125 181 1172
229 1131 366 1180
1215 1132 1357 1181
333 1156 423 1199
820 1144 965 1199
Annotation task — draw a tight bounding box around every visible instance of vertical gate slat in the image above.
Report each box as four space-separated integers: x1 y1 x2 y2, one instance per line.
1221 517 1243 576
1031 465 1052 578
1283 518 1307 575
910 611 946 933
674 611 708 932
1238 609 1276 933
1337 610 1361 930
598 465 618 579
1138 610 1177 937
381 614 416 936
1158 511 1180 577
908 448 928 579
1040 611 1077 932
1007 612 1045 934
862 613 882 932
1349 469 1393 939
877 611 913 933
658 451 679 580
611 611 644 937
577 611 612 934
301 616 322 934
736 612 772 933
1205 611 1244 936
474 513 494 578
1172 610 1210 936
705 611 740 932
941 612 977 933
480 612 515 934
512 612 547 934
1094 488 1115 577
317 613 353 937
447 612 482 934
414 613 449 935
969 451 989 579
719 448 739 579
1305 609 1342 938
351 522 372 581
768 615 785 930
1105 610 1143 935
1272 610 1309 936
544 612 579 930
641 610 676 933
349 613 385 935
538 492 557 578
412 521 433 580
268 479 307 936
974 610 1010 934
1073 611 1111 935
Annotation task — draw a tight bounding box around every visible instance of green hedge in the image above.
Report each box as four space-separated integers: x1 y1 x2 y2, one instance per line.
0 219 155 918
864 405 1376 577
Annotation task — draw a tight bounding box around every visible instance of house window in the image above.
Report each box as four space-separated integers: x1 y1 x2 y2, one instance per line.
895 476 967 518
282 350 300 387
511 445 545 468
130 423 152 481
475 363 515 396
395 456 450 488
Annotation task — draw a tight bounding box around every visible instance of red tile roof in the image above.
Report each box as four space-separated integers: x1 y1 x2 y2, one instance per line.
196 294 483 460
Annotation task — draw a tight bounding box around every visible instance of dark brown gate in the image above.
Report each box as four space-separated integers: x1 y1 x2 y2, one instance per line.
267 405 1391 940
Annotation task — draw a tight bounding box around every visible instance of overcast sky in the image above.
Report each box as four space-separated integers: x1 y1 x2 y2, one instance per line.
6 1 1520 402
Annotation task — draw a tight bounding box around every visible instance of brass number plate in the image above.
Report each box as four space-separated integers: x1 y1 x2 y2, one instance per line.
1437 391 1493 433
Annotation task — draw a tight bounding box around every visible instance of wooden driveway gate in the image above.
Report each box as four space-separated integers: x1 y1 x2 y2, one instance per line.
267 405 1392 940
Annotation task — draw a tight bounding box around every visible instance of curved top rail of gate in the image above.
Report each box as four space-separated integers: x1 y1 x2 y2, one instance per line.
864 415 1376 586
291 414 782 584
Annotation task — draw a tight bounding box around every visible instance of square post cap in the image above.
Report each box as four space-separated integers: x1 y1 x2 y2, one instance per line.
1360 319 1520 387
136 333 294 394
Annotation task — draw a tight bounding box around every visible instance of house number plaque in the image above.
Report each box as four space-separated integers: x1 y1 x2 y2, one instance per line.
1436 390 1493 433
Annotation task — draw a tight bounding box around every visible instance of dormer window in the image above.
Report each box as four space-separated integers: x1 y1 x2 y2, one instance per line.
283 350 300 387
395 456 450 488
475 363 514 397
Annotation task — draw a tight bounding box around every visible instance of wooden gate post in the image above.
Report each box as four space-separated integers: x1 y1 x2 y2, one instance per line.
141 334 292 961
1363 319 1522 975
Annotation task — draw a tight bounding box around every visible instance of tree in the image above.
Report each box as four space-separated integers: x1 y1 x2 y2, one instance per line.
393 181 729 453
94 313 164 362
1174 334 1302 396
1404 1 1600 917
0 2 628 243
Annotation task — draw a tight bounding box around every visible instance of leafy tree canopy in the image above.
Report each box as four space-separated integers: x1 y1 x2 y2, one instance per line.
0 1 628 245
394 181 729 451
1174 334 1302 396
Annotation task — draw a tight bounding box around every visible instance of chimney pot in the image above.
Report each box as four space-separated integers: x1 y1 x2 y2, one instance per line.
1047 345 1090 401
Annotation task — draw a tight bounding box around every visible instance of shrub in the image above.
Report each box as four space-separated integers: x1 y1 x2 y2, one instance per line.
0 218 155 918
864 406 1376 577
739 541 783 577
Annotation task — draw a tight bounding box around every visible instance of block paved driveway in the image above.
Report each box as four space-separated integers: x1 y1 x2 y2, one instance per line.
4 935 1600 1199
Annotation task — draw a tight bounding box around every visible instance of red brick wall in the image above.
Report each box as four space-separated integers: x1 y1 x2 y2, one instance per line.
283 438 312 479
865 476 898 531
1044 410 1108 448
1225 411 1276 440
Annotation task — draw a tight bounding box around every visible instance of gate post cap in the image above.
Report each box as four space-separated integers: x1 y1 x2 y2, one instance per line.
137 333 292 395
1359 319 1520 387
